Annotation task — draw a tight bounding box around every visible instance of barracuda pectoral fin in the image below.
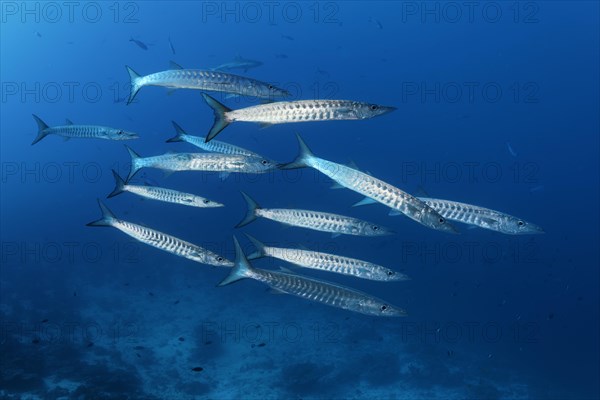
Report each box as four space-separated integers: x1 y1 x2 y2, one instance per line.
480 217 500 226
352 197 378 207
388 209 403 217
62 137 71 142
279 266 294 274
268 288 288 295
331 233 342 239
218 172 231 181
166 89 176 96
258 123 274 129
330 182 344 190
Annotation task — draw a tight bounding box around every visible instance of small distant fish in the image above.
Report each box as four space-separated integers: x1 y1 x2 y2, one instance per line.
218 237 406 317
73 291 77 297
124 146 277 181
129 37 148 50
125 63 289 104
35 31 42 38
173 300 180 305
178 337 185 342
87 200 233 267
281 34 294 41
369 17 384 29
136 352 142 358
245 234 406 281
236 192 393 237
31 115 138 145
86 342 94 348
506 141 517 157
133 345 145 350
41 319 49 323
204 341 212 345
168 36 176 55
32 338 40 344
191 367 203 372
548 312 555 320
212 55 263 72
148 292 154 297
275 54 288 59
107 169 224 208
315 68 330 78
529 185 545 193
201 94 396 142
257 342 266 347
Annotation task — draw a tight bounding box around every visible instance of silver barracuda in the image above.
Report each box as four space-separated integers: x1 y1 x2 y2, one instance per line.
86 200 233 267
166 121 263 158
418 198 544 234
31 115 138 145
245 234 407 281
218 236 407 317
125 62 289 104
107 170 223 208
236 192 393 237
124 146 277 181
280 134 458 234
201 93 396 142
353 196 544 235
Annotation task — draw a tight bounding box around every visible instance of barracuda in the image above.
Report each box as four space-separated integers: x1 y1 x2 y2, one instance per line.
201 93 396 142
245 234 407 281
236 192 393 237
280 134 458 234
107 170 223 208
124 146 277 181
218 236 407 317
31 115 138 145
86 200 233 267
126 63 289 104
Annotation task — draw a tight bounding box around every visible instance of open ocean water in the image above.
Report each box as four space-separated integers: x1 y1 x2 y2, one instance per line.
1 1 599 399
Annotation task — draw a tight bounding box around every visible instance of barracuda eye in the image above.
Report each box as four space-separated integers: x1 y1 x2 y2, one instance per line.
216 256 224 262
203 199 210 204
439 217 445 223
517 220 525 227
261 159 269 165
387 271 394 276
370 105 379 111
380 304 388 311
371 225 379 231
117 130 123 135
268 85 274 90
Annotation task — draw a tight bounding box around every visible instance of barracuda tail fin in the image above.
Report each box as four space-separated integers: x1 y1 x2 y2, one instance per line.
126 66 142 105
166 121 187 143
108 169 127 198
236 192 260 228
244 233 267 260
202 93 231 142
86 199 117 227
125 145 142 181
31 114 50 145
279 133 314 169
217 236 255 286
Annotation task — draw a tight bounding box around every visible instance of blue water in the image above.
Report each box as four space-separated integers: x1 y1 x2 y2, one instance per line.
1 2 598 399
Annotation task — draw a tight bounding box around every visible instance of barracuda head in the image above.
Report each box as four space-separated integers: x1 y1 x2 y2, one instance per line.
107 128 139 140
355 222 394 236
352 102 397 119
248 82 291 99
250 157 279 173
211 253 235 268
420 208 460 234
356 298 407 317
497 216 545 235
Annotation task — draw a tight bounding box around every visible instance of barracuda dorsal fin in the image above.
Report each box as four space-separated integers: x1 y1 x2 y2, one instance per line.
352 197 377 207
169 60 184 70
65 118 74 125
